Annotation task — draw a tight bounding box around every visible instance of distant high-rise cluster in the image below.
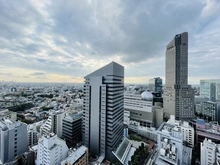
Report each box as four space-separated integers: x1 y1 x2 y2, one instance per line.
200 79 220 102
163 32 194 120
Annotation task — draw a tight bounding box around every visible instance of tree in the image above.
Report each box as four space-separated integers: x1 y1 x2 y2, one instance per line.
208 116 212 122
199 113 203 118
195 111 198 116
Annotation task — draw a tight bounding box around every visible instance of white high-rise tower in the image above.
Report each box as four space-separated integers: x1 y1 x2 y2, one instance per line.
83 61 124 161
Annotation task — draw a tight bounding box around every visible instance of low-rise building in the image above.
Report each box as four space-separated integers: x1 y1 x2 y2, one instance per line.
196 119 220 144
36 133 68 165
62 113 82 148
201 101 220 123
154 117 193 165
0 109 17 121
168 115 194 147
61 146 88 165
200 138 220 165
27 123 39 147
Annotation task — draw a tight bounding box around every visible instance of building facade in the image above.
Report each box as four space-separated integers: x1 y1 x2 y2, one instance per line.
0 118 28 164
156 121 192 165
124 91 154 127
27 123 39 147
40 110 65 137
200 138 218 165
168 115 195 147
200 79 220 102
201 101 220 123
62 113 82 148
163 32 194 120
36 133 68 165
61 146 88 165
149 77 163 93
83 61 124 161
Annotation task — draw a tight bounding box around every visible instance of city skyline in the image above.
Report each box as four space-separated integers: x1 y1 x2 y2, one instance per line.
0 0 220 84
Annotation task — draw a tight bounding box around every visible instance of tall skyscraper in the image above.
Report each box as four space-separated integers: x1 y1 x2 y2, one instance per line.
83 61 124 161
163 32 194 120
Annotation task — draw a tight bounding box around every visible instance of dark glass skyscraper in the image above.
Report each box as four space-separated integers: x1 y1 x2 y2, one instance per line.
149 77 163 94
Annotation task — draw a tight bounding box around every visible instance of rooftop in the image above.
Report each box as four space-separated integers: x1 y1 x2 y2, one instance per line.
61 146 87 164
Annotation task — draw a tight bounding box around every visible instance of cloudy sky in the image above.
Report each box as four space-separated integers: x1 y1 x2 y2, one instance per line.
0 0 220 84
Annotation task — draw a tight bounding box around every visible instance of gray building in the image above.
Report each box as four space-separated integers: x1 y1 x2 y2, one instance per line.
201 101 220 123
62 113 82 148
149 77 163 93
83 61 124 161
200 79 220 102
0 118 28 164
163 32 194 120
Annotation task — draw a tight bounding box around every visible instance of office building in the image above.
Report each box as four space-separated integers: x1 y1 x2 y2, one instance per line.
201 101 220 123
163 32 194 120
62 113 82 148
61 145 88 165
0 118 28 164
194 96 209 114
4 151 35 165
36 133 68 165
200 79 220 102
40 110 65 137
83 61 124 161
149 77 163 93
200 138 220 165
124 91 163 128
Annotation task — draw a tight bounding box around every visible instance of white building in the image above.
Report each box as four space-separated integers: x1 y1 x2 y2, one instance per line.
181 121 194 148
201 138 217 165
155 118 192 165
156 122 183 165
0 118 28 164
124 91 163 128
83 61 124 161
168 115 194 147
27 123 39 147
36 133 68 165
40 110 65 137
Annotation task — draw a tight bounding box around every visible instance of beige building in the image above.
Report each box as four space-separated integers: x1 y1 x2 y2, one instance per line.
163 32 194 120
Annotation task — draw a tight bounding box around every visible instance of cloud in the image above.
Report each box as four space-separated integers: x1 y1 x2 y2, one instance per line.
0 0 220 84
0 73 12 76
30 72 45 76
